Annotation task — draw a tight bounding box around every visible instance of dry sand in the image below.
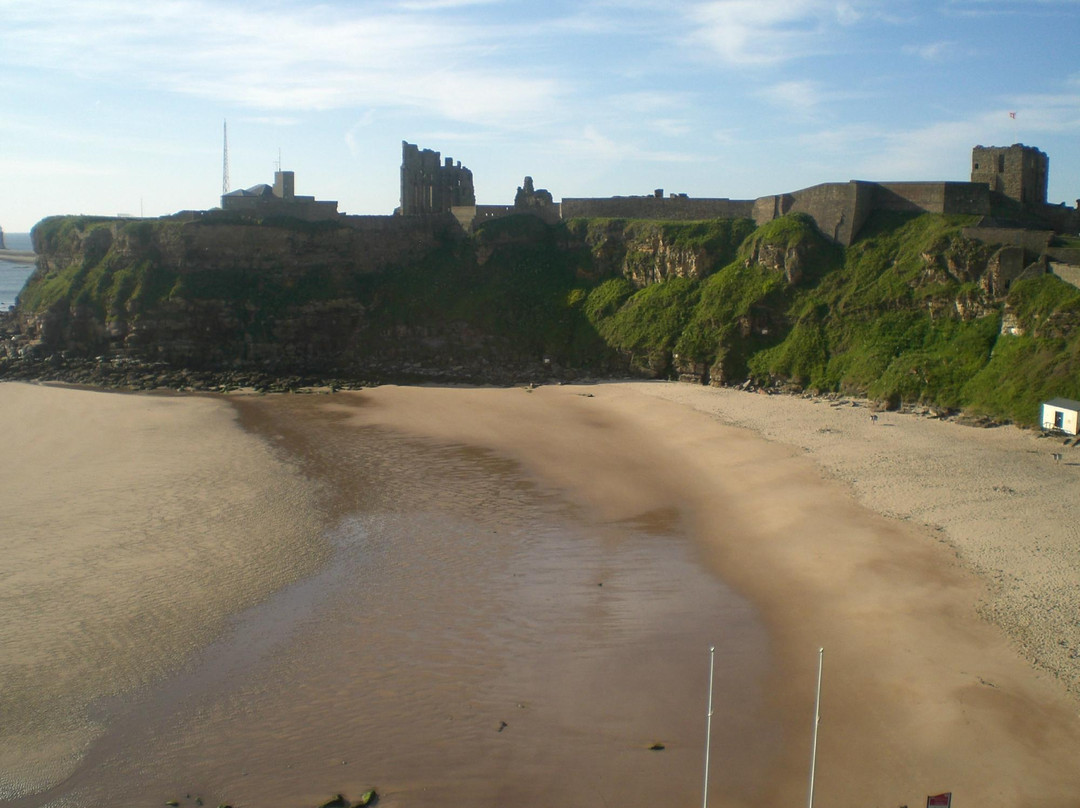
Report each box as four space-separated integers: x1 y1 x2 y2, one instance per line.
3 379 1080 807
0 383 328 800
627 381 1080 698
346 381 1080 808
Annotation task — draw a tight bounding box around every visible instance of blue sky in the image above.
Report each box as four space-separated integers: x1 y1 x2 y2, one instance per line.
1 0 1078 232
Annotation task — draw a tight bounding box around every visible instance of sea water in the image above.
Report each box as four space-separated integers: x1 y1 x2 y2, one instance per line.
0 233 35 311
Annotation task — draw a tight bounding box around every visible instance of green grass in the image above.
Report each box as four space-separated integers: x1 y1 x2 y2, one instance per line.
19 211 1080 424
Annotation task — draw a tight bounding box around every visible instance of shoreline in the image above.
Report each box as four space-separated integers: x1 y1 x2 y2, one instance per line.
338 381 1080 806
2 379 1079 806
0 250 36 264
0 383 330 801
629 381 1080 700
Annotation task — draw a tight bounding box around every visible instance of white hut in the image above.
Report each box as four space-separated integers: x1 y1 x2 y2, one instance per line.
1040 398 1080 435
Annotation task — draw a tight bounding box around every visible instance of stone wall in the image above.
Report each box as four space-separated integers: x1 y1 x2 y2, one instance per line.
1039 204 1080 235
560 179 995 248
451 204 562 231
942 182 993 215
849 181 878 242
220 195 340 222
869 182 990 216
962 227 1054 253
872 182 950 213
748 181 992 246
782 183 867 244
1050 262 1080 291
560 196 754 221
751 194 794 225
340 213 457 234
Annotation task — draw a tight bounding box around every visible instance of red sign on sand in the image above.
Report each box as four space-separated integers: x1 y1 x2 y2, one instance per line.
927 793 952 808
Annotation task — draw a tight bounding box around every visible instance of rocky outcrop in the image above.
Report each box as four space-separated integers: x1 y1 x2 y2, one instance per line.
623 238 710 286
747 241 810 285
567 218 753 287
7 214 622 386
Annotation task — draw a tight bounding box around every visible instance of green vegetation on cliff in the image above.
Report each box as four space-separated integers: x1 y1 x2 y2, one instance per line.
21 217 181 317
16 210 1080 425
580 210 1080 424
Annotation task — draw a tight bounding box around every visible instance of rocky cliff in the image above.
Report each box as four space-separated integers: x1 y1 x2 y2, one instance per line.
7 213 760 384
6 214 598 383
6 210 1080 425
565 217 755 285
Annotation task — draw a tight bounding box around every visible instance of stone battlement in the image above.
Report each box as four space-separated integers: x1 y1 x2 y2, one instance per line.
400 141 1075 246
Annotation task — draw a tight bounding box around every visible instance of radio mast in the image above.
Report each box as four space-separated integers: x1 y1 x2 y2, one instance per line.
222 120 230 195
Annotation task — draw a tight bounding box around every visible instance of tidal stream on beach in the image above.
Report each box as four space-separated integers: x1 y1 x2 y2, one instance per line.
4 392 775 808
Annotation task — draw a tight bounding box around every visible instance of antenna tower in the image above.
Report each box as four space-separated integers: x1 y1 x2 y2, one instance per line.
222 120 230 195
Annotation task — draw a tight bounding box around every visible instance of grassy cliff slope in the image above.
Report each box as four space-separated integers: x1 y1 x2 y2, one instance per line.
12 211 1080 424
583 211 1080 425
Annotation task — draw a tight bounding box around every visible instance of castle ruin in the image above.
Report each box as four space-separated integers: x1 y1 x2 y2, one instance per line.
399 141 475 215
425 141 1075 247
971 144 1048 206
219 141 1076 250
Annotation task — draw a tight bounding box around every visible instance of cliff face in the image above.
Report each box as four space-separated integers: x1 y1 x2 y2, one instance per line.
9 210 1080 425
31 213 453 279
13 213 758 380
12 214 622 382
566 217 755 285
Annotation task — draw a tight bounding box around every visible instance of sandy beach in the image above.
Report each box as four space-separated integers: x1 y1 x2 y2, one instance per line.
334 381 1080 807
0 384 329 800
2 379 1080 807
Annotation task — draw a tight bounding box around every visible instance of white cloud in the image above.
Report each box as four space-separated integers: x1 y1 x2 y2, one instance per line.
903 40 959 61
711 128 743 146
556 125 700 163
684 0 867 66
609 91 696 113
998 93 1080 132
0 1 565 128
759 80 823 115
650 118 694 137
873 119 990 177
396 0 502 9
238 116 303 127
817 103 1076 182
2 158 115 178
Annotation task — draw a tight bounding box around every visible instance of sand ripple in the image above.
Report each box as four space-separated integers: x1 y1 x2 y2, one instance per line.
0 384 328 799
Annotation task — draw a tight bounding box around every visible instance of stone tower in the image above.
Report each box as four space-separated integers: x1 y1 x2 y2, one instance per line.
273 170 295 201
400 142 475 215
971 144 1048 206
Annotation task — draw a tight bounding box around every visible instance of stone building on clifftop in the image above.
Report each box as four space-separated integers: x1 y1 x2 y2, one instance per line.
221 170 339 221
387 139 1077 252
971 144 1048 206
399 141 475 215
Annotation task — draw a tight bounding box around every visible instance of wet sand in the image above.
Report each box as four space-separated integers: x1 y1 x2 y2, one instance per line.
340 382 1080 807
0 384 329 801
2 380 1080 807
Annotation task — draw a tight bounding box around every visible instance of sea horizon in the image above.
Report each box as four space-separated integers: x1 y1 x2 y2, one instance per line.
0 233 36 310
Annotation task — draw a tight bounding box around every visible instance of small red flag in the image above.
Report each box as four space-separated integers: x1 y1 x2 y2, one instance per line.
927 793 952 808
1009 111 1017 119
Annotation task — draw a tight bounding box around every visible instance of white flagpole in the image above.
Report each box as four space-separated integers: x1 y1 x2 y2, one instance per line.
702 645 715 808
807 647 824 808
